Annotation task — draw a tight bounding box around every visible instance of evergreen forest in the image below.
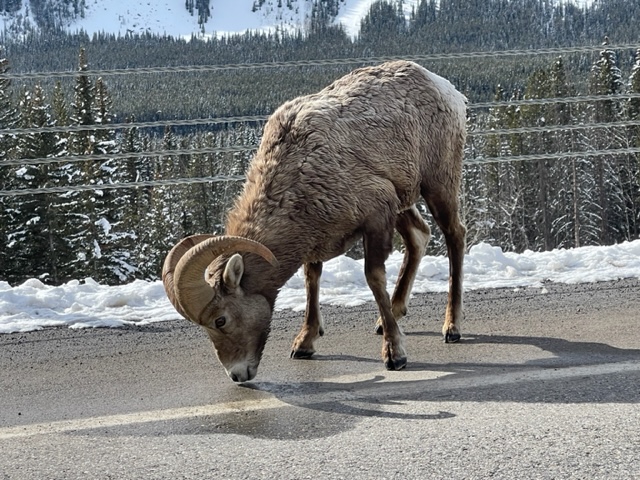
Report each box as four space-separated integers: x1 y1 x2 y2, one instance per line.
1 0 640 286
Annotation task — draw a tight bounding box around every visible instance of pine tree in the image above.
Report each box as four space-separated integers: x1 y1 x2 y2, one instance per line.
65 48 96 279
140 127 189 279
480 85 528 251
629 50 640 126
543 57 587 249
120 114 149 232
55 51 137 283
69 48 95 156
625 49 640 238
359 0 406 46
187 132 216 234
498 88 527 252
0 55 18 160
460 108 491 251
120 116 158 280
52 81 69 126
0 53 19 282
51 80 70 157
478 86 508 248
588 43 626 244
410 0 437 31
520 68 552 251
4 85 67 284
132 132 161 280
196 0 211 28
90 77 138 283
63 47 102 281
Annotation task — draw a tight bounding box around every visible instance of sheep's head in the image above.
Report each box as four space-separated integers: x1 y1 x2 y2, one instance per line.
163 235 279 382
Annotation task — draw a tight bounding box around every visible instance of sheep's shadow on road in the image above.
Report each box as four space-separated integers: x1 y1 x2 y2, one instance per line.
407 330 640 369
73 332 640 441
230 331 640 437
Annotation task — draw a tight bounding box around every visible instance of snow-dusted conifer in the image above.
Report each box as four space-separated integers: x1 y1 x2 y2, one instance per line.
139 127 189 278
624 49 640 237
588 43 629 244
4 85 67 284
0 55 18 161
0 53 19 282
65 48 134 283
628 49 640 128
546 57 586 249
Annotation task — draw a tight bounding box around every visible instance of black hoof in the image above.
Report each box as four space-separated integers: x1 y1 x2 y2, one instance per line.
384 356 407 371
319 327 325 337
291 349 315 359
444 332 461 343
374 324 383 335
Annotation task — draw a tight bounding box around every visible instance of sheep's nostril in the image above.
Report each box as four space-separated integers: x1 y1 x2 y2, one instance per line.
228 364 257 383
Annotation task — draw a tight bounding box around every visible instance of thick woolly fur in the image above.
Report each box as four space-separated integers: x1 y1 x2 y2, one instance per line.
227 60 467 297
189 60 467 380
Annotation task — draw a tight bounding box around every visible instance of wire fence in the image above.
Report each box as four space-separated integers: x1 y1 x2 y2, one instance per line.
2 43 640 197
3 92 640 138
2 43 639 81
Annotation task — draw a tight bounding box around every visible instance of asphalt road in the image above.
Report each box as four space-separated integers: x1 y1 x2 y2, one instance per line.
1 278 640 479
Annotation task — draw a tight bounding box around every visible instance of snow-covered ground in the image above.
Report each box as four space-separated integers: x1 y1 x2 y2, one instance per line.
72 0 420 39
66 0 597 39
1 0 596 40
1 0 408 39
70 0 425 38
2 240 640 334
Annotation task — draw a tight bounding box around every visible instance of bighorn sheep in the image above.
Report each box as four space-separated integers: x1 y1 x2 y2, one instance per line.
163 60 467 383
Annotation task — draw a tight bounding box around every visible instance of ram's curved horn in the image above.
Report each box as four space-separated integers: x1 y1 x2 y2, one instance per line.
162 234 216 320
173 236 279 324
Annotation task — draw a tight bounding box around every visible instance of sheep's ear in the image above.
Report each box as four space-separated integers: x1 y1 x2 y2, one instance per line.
223 254 244 290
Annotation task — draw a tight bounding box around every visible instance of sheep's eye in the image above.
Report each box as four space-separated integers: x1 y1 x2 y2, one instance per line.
214 316 226 329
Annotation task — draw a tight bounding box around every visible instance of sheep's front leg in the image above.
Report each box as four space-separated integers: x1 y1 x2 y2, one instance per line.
291 261 324 359
363 228 407 370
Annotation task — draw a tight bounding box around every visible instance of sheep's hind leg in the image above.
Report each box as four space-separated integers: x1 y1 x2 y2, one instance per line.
363 226 407 370
424 193 466 343
291 262 324 359
375 206 431 335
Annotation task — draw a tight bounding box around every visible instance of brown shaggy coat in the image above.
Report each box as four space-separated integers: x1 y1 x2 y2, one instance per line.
226 60 467 305
165 60 467 382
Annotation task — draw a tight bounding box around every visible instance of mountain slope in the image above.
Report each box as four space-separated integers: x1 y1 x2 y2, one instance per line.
0 0 422 39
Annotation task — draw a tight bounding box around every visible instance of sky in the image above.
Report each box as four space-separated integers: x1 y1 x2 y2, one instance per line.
2 240 640 334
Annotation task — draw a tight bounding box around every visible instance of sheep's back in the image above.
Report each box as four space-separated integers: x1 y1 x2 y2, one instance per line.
257 61 465 210
228 61 466 263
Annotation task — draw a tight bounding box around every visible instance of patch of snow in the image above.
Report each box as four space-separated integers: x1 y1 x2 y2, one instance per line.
1 240 639 334
96 217 111 235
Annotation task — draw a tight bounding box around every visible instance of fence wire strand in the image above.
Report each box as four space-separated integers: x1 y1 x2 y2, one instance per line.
3 117 640 169
1 145 255 168
0 176 246 197
2 43 640 81
468 147 640 166
4 147 640 197
2 93 640 137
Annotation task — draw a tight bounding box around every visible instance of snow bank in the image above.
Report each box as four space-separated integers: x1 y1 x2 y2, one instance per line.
2 240 640 334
